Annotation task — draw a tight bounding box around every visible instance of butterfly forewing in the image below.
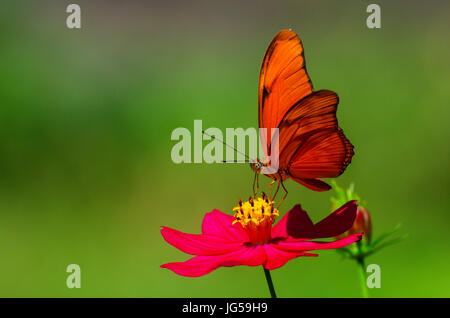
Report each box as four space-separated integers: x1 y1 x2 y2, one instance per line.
258 30 313 137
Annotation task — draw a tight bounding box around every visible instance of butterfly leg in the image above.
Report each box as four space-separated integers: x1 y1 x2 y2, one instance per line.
277 180 288 209
268 180 276 199
252 172 260 197
256 173 259 194
272 181 281 200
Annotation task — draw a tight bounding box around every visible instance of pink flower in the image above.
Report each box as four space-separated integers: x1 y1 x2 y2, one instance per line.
161 196 362 277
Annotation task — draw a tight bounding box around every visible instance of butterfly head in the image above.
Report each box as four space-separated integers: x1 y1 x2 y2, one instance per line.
250 161 263 173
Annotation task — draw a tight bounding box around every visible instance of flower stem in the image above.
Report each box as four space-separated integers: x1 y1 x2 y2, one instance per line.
356 256 369 298
263 267 277 298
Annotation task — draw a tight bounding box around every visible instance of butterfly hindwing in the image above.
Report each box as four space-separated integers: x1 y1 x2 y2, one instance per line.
288 128 354 180
273 90 354 190
274 90 340 167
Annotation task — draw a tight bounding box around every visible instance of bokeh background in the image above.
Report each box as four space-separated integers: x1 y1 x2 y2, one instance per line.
0 0 449 297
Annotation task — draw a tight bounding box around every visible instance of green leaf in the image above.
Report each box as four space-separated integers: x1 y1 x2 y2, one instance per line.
346 183 355 200
330 180 348 207
364 234 408 257
370 224 403 248
335 246 355 258
331 181 364 207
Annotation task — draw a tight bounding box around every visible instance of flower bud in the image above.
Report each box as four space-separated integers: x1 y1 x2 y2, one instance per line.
334 205 371 243
349 206 372 242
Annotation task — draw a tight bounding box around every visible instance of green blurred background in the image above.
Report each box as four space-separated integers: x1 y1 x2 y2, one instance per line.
0 0 449 297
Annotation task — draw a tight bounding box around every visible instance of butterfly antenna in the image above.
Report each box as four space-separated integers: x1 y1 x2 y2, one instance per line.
202 130 253 163
221 160 251 163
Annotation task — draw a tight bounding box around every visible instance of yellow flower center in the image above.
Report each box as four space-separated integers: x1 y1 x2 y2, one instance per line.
232 193 279 245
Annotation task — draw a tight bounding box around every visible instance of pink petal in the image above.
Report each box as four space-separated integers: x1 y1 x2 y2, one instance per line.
201 209 248 242
303 201 358 238
161 245 266 277
275 233 363 253
278 201 358 240
271 204 314 240
263 244 318 270
161 226 243 256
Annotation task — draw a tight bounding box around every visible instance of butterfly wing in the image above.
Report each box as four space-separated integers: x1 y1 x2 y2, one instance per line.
289 128 354 191
275 90 354 191
257 30 354 191
258 30 313 150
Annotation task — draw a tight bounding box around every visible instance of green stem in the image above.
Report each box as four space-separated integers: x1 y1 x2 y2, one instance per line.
263 267 277 298
356 256 369 298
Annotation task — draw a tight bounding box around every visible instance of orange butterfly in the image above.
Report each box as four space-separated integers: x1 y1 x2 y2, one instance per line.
250 30 354 203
